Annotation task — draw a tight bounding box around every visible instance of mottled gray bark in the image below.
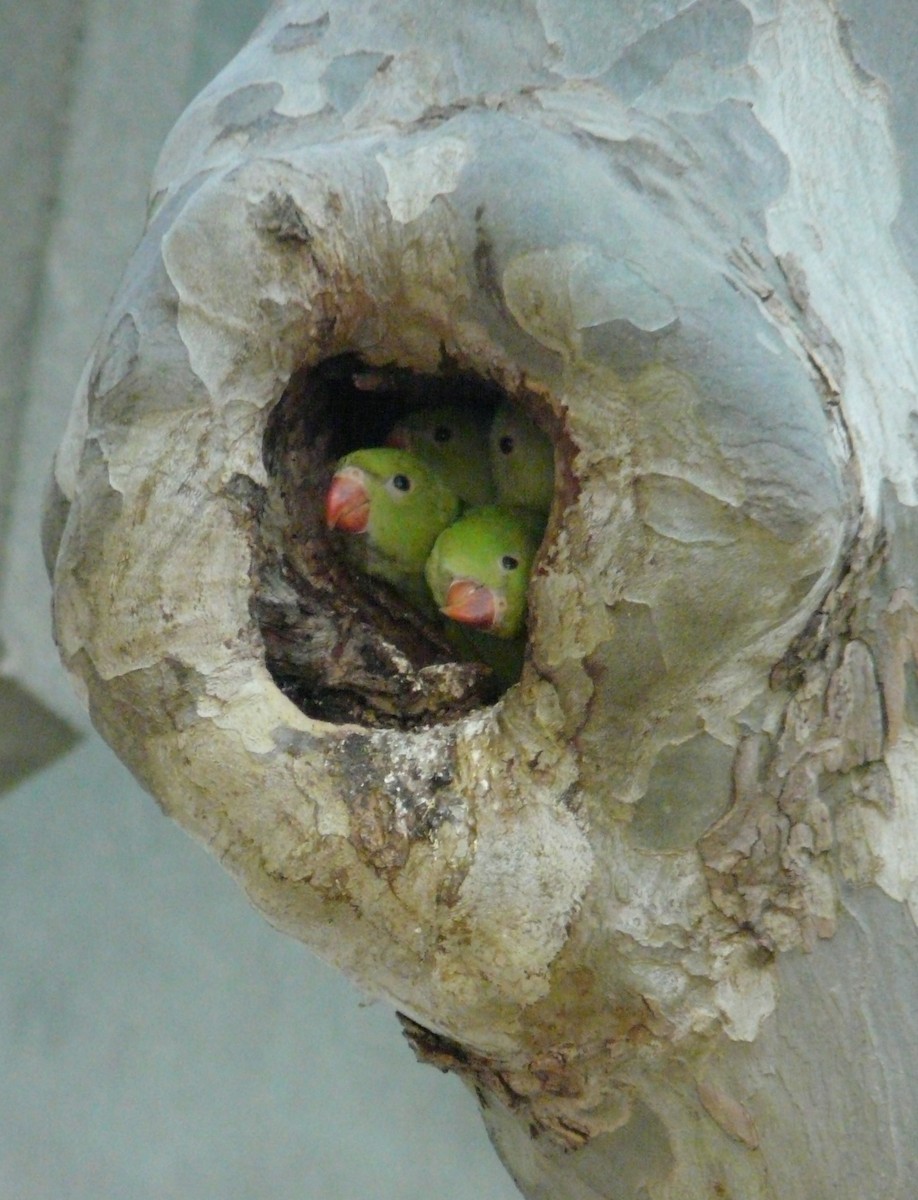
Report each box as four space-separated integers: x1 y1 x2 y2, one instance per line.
46 1 918 1196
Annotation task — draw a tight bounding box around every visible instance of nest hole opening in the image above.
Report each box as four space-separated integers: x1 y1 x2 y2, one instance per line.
256 353 550 728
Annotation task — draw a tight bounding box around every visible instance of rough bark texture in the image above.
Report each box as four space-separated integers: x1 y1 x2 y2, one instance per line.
46 1 918 1196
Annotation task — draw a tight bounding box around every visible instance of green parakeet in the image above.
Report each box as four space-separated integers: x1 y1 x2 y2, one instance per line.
386 404 497 507
425 505 544 640
325 448 461 605
489 402 554 514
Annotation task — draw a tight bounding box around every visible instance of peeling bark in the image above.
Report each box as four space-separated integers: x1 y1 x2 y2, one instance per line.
46 1 918 1196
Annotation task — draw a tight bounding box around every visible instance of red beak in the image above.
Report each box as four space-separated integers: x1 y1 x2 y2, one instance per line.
325 471 370 533
440 579 499 630
384 427 409 450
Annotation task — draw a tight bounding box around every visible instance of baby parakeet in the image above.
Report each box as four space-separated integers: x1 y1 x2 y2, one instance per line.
425 505 544 640
386 404 497 508
325 448 460 605
489 402 554 514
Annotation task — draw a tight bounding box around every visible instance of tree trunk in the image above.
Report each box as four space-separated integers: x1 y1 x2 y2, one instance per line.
46 1 918 1195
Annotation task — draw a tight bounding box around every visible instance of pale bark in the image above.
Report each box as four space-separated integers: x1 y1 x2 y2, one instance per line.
46 1 918 1195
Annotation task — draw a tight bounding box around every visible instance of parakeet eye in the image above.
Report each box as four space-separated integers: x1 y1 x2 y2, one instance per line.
501 555 519 571
389 473 412 493
499 435 514 455
433 425 452 443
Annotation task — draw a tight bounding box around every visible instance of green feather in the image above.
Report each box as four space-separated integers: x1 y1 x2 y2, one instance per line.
489 403 554 514
387 404 496 507
329 448 461 606
425 505 544 640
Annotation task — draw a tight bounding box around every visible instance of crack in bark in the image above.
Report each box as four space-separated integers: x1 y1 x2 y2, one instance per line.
702 537 892 950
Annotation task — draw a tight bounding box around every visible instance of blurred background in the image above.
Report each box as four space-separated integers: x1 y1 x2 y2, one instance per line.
0 2 520 1195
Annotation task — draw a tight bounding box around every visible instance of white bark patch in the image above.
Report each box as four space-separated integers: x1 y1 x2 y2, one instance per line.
868 730 918 921
377 136 471 224
636 475 746 546
823 639 885 773
502 243 676 359
467 829 588 997
197 669 314 754
638 55 757 116
54 443 254 684
714 960 777 1042
445 775 593 1002
534 0 698 79
749 1 918 511
534 81 634 142
54 358 92 500
601 838 710 952
161 159 345 421
345 51 455 129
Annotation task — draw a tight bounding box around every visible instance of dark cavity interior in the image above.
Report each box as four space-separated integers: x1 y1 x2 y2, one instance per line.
255 353 511 728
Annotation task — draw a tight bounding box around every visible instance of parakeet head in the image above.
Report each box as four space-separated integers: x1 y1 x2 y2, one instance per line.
425 505 544 639
385 404 496 507
325 448 461 587
489 402 554 514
